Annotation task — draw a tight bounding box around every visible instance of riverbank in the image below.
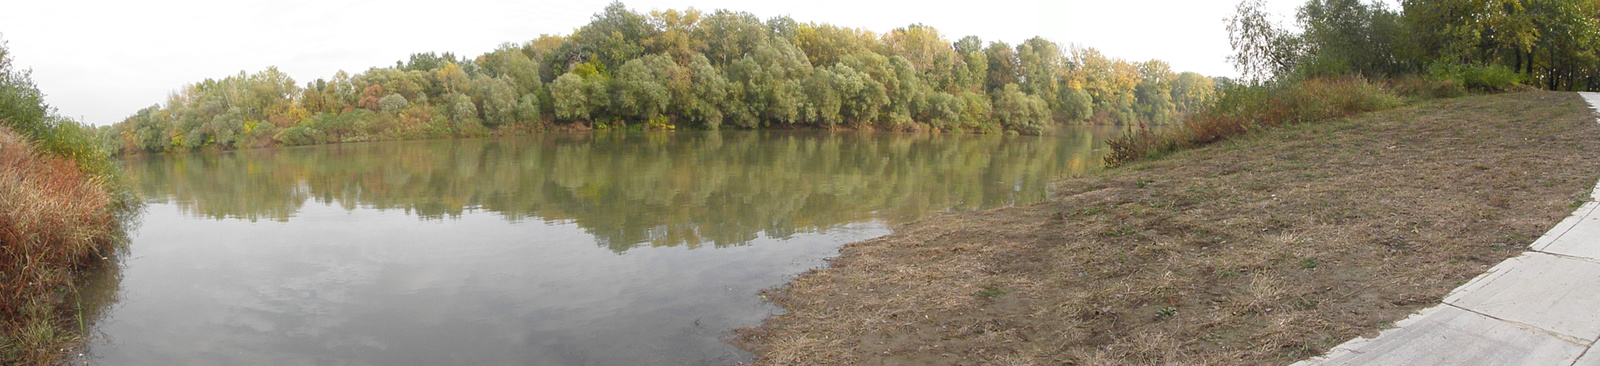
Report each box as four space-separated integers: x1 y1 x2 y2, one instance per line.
0 126 130 365
734 91 1600 364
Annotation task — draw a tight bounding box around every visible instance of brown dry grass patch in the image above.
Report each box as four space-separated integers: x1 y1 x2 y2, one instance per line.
0 126 119 364
734 91 1600 365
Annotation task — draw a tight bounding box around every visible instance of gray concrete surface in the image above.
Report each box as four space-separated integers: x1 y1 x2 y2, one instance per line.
1292 92 1600 366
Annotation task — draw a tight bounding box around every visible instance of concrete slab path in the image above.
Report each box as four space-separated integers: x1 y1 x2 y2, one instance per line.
1292 92 1600 365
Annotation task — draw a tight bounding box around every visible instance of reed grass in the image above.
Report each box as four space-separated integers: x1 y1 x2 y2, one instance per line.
0 126 125 365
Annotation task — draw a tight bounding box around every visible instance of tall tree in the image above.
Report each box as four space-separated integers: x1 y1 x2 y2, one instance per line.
1228 0 1303 80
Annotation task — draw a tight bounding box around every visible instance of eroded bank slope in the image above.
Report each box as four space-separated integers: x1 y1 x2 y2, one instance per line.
735 91 1600 365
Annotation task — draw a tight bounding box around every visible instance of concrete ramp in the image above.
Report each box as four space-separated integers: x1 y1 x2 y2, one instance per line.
1294 92 1600 366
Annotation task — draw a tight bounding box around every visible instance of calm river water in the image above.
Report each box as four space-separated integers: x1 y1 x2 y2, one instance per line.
84 128 1116 365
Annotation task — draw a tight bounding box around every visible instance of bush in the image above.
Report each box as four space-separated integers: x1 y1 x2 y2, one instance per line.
0 48 115 178
273 125 325 146
236 121 279 149
1389 75 1466 99
394 115 455 140
1285 77 1404 122
1427 62 1524 92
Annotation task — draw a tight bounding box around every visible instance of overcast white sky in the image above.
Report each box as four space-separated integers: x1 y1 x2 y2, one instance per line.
1 0 1318 126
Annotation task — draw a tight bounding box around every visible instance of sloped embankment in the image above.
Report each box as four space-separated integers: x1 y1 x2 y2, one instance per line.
736 91 1600 365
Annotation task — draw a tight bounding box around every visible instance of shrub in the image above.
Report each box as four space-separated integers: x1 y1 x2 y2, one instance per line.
1389 75 1466 99
273 125 325 146
1285 77 1404 122
378 94 409 114
1427 62 1524 92
236 121 279 149
0 47 113 177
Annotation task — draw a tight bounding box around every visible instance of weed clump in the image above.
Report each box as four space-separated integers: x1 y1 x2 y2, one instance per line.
1426 62 1526 92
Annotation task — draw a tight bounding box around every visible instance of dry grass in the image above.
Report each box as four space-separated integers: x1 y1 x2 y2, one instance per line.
1107 77 1410 166
735 91 1600 365
0 126 120 365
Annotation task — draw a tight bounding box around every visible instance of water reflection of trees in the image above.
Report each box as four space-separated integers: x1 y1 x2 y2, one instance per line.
125 130 1113 252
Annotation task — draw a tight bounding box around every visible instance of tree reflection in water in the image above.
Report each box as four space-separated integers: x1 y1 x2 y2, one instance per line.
125 129 1114 252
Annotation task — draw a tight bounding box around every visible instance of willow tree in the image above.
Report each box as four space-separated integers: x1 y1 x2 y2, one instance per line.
992 83 1049 134
551 73 592 121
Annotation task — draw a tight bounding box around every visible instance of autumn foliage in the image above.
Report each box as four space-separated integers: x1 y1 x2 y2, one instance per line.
0 126 121 364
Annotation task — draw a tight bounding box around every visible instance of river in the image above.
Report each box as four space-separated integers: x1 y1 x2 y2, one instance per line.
83 128 1116 365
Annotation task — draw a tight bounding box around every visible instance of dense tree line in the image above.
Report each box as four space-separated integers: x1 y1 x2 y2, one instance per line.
1229 0 1599 90
103 2 1216 154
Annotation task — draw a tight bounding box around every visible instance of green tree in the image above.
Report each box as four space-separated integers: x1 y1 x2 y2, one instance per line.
952 36 989 92
833 64 888 126
124 106 171 152
1071 47 1141 124
643 8 707 64
922 92 964 130
1523 0 1600 90
474 75 520 127
956 90 995 132
1228 0 1303 80
1058 88 1093 122
378 94 409 114
794 23 879 67
802 67 844 126
883 24 959 90
1134 60 1176 123
1297 0 1416 76
983 41 1019 93
551 73 592 122
612 54 682 121
992 83 1049 134
885 56 927 127
479 45 546 95
697 10 769 66
1016 37 1063 106
1170 72 1217 114
567 2 654 73
516 93 543 123
685 54 728 128
837 53 895 126
446 92 483 134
